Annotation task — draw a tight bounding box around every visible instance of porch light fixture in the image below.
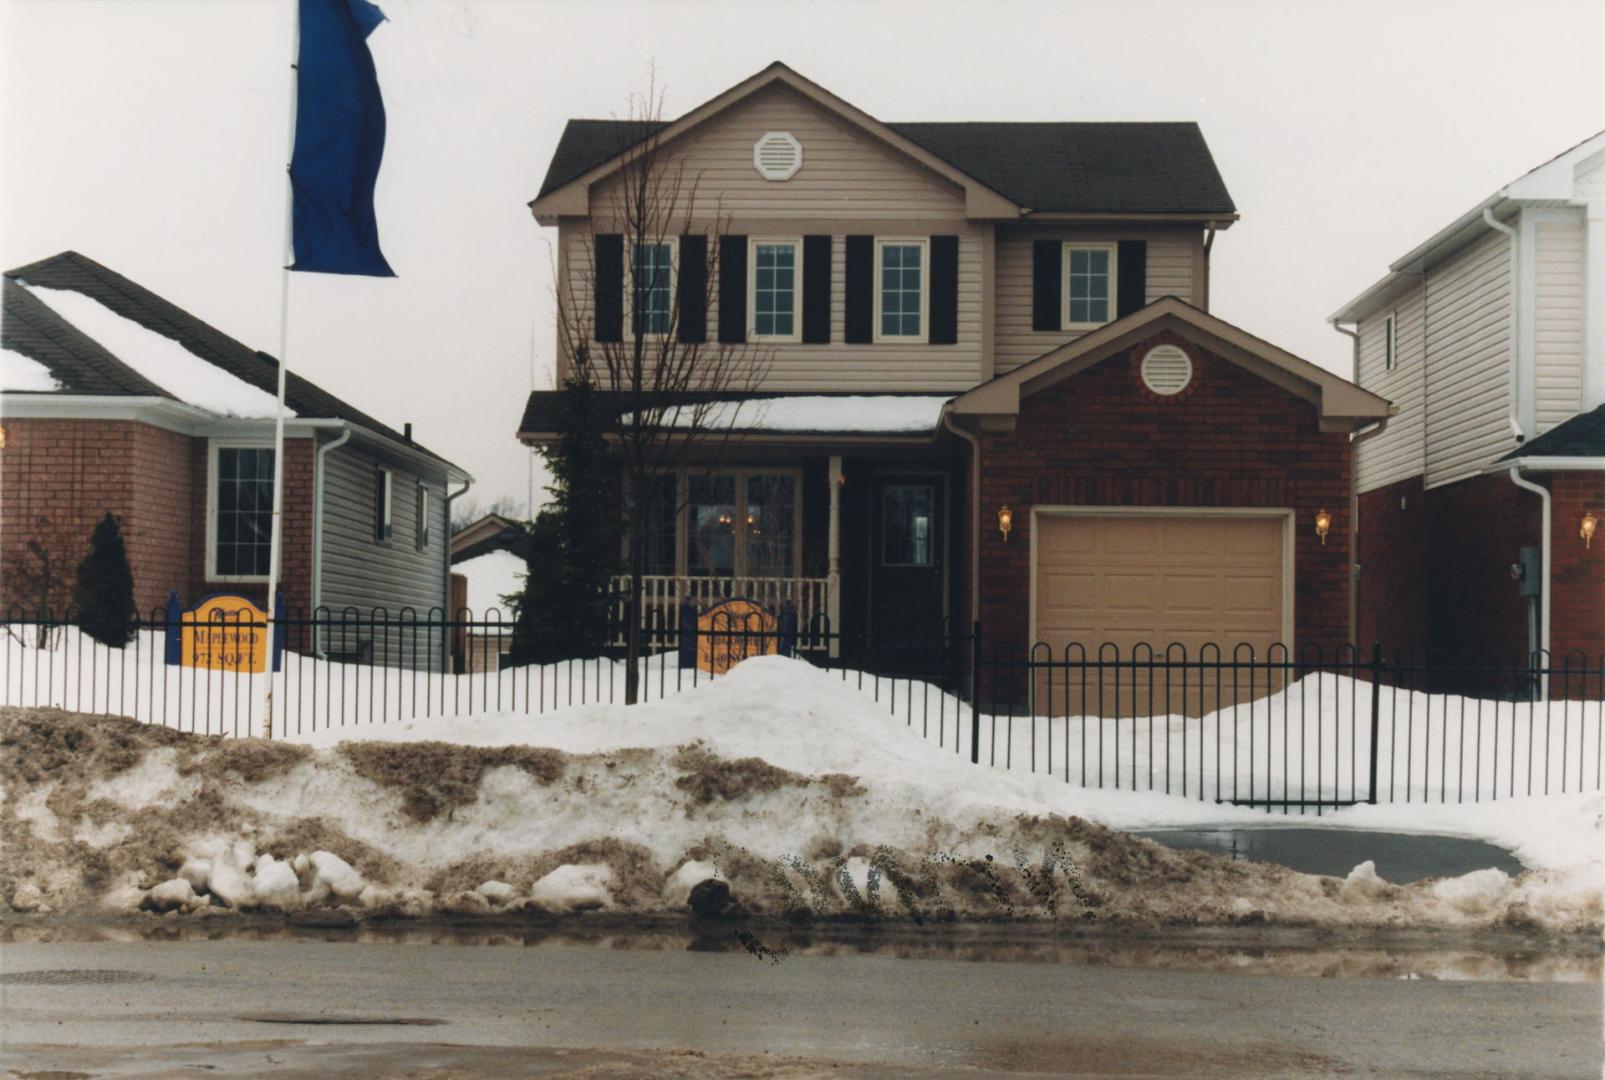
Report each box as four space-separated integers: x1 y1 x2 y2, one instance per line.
998 505 1013 542
1314 509 1332 546
1583 511 1598 550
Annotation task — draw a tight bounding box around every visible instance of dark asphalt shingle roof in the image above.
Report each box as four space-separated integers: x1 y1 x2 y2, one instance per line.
537 118 1236 216
1499 405 1605 461
2 251 458 469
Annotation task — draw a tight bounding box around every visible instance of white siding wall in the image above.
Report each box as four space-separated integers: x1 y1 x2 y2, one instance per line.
561 84 982 392
1533 212 1585 432
1354 287 1426 493
1423 230 1515 488
993 225 1202 375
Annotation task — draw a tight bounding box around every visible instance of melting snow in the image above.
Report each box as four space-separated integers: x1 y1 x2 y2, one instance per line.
1 347 62 392
639 395 951 433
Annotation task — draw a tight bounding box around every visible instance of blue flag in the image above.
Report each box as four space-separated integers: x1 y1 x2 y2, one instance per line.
289 0 395 277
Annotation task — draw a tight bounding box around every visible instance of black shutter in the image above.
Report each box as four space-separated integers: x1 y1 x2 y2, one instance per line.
1117 240 1148 318
929 235 959 345
594 234 623 343
802 235 832 344
678 234 707 343
844 235 873 344
718 235 747 344
1032 239 1061 331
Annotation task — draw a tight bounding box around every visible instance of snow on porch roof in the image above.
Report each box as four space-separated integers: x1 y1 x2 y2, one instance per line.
518 391 952 442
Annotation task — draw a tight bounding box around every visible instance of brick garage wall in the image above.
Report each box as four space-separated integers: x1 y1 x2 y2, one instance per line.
1548 470 1605 662
974 331 1353 654
0 417 192 616
185 436 315 618
1355 475 1428 655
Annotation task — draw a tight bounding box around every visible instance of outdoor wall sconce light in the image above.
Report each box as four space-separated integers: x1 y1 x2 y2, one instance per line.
1583 511 1598 549
998 505 1013 542
1314 509 1332 545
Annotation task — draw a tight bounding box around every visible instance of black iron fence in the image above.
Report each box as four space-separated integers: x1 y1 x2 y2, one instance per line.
2 606 1599 813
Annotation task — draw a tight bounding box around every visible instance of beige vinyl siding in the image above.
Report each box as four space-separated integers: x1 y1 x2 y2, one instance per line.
561 83 984 391
1423 230 1516 488
1354 288 1426 493
1533 213 1585 433
993 225 1203 374
319 443 450 667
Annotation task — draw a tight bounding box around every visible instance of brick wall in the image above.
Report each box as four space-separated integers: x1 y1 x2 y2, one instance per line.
1548 470 1605 662
974 331 1353 654
0 417 315 619
1355 475 1428 655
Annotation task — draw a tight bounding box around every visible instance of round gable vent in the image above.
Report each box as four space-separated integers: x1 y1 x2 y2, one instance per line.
753 131 802 181
1140 344 1194 396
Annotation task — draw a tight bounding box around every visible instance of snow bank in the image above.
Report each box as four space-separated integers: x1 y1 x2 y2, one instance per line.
3 658 1599 933
19 283 291 419
639 395 951 434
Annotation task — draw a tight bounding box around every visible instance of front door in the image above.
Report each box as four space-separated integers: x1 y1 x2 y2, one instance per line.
871 475 945 641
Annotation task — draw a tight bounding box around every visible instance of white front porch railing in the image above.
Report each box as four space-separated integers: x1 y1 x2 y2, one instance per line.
611 574 832 648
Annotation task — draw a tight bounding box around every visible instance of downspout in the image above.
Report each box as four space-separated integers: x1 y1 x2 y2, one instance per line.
1343 415 1391 646
1482 208 1524 441
1331 321 1360 384
941 408 981 628
1201 223 1217 311
443 474 474 673
311 424 352 656
1506 464 1550 700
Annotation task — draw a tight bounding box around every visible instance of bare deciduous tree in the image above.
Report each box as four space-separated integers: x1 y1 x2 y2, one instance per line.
553 76 771 704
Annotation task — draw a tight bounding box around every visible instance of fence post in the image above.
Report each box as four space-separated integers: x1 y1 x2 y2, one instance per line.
1367 640 1383 805
970 620 982 765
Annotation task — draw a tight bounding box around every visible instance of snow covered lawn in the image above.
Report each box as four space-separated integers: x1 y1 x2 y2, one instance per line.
3 657 1598 932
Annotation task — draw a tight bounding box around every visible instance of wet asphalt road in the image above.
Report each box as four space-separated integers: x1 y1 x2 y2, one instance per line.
1 934 1600 1078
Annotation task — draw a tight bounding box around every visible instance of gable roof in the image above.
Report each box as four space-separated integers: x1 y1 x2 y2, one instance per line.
532 63 1236 221
951 295 1393 433
1496 404 1605 464
1331 128 1605 324
2 251 462 473
451 513 529 563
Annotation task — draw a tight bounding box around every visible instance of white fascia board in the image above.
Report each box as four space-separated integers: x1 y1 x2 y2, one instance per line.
1484 456 1605 472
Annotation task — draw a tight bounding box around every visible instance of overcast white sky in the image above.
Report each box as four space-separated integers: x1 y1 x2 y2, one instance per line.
4 0 1601 514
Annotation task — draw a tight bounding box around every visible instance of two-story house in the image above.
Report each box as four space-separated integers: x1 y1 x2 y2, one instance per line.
520 63 1391 661
1331 132 1605 671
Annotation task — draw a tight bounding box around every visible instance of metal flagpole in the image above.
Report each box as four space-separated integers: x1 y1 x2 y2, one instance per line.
264 4 300 740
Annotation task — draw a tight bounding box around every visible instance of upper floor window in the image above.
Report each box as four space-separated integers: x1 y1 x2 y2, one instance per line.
374 467 393 543
1383 313 1396 371
631 241 673 336
415 481 430 552
210 443 273 580
875 239 927 342
750 239 800 341
1064 243 1117 329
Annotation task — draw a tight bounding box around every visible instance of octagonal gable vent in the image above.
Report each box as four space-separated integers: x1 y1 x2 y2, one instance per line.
1140 344 1194 396
753 131 802 181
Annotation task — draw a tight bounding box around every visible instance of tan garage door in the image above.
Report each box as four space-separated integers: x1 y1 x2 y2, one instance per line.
1034 513 1287 715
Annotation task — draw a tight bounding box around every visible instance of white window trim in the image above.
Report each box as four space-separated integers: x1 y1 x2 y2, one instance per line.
667 467 805 579
872 237 929 344
747 237 803 343
205 437 275 583
624 237 679 340
375 467 393 545
415 481 430 552
1383 311 1396 371
1062 241 1119 331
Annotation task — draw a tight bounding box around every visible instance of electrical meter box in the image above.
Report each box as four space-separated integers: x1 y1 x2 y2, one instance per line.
1516 545 1542 598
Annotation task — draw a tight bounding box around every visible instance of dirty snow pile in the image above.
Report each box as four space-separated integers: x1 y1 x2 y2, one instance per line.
1 657 1600 932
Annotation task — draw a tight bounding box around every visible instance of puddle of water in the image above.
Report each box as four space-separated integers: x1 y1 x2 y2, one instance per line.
1135 827 1525 883
4 917 1597 983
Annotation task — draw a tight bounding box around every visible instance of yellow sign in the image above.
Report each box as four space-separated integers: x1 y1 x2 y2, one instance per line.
696 599 777 675
182 595 269 673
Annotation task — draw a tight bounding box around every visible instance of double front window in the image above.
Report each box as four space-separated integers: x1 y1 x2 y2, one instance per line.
210 444 274 580
639 469 800 579
875 239 926 341
631 241 673 335
1064 242 1116 328
750 239 800 340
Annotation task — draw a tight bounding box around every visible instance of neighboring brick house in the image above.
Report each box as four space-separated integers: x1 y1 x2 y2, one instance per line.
1 252 470 660
518 63 1392 662
1330 132 1605 671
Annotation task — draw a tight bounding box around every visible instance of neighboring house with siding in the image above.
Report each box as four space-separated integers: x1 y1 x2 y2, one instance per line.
1330 131 1605 668
520 63 1391 662
0 252 469 664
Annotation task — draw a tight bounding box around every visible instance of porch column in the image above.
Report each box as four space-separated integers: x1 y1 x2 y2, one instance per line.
828 455 842 658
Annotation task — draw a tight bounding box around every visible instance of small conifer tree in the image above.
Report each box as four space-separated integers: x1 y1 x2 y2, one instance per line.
74 513 137 646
